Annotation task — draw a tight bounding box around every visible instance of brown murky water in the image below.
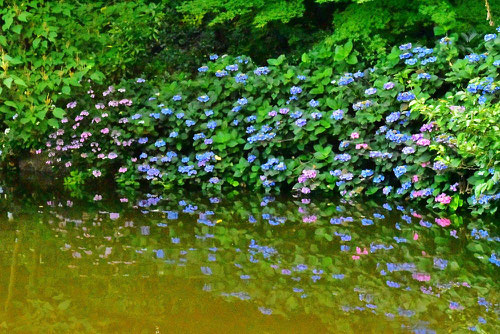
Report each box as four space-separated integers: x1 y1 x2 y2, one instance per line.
0 175 498 333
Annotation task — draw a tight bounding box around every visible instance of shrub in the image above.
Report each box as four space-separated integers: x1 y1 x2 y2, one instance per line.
0 0 171 157
36 28 499 213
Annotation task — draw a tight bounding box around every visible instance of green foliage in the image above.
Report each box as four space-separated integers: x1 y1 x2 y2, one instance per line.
0 0 497 162
1 0 91 147
178 0 499 61
329 0 499 60
38 27 500 213
0 0 167 157
414 92 500 214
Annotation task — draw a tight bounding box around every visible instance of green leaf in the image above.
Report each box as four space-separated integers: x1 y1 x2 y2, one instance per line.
301 53 310 63
2 14 13 31
365 187 378 195
47 118 59 128
90 71 105 82
466 243 483 253
62 86 71 95
4 101 17 108
17 12 29 22
433 26 446 36
13 77 27 87
33 38 41 49
11 24 21 34
343 40 353 54
53 108 65 119
3 77 13 88
346 54 358 65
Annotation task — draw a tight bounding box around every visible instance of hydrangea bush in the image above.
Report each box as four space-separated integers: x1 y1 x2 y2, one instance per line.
39 28 499 214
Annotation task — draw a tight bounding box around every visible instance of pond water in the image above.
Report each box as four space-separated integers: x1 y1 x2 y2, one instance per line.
0 174 498 333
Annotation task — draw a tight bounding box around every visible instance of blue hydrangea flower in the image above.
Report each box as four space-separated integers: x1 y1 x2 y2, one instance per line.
331 109 344 120
338 76 354 86
417 73 431 80
361 169 374 178
400 52 412 59
353 100 372 111
365 88 377 95
465 54 481 63
215 70 228 77
439 37 452 45
399 43 412 50
484 33 497 42
393 165 407 178
386 111 401 123
397 92 415 102
207 120 217 130
290 86 302 95
334 153 351 162
155 139 166 148
254 67 270 75
197 95 210 103
295 118 307 127
235 73 248 83
405 58 417 65
353 71 364 78
309 99 319 107
311 112 322 120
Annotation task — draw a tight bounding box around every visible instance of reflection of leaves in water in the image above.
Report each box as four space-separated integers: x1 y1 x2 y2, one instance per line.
0 182 498 333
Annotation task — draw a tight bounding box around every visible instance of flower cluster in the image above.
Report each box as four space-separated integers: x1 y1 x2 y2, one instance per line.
39 27 499 213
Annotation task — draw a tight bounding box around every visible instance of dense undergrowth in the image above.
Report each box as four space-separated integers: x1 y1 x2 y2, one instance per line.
22 28 500 215
0 0 498 153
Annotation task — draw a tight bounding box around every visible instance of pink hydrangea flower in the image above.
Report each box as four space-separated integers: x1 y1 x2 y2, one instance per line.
67 101 77 109
302 215 317 223
435 218 451 227
416 138 430 146
435 193 452 204
412 272 431 281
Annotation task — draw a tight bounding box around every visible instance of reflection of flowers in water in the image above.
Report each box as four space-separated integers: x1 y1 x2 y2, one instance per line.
1 189 498 333
258 307 272 315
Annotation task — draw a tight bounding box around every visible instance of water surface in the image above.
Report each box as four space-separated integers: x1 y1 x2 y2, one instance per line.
0 174 498 333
